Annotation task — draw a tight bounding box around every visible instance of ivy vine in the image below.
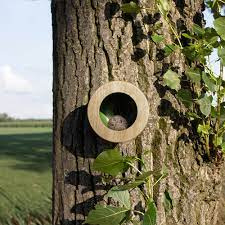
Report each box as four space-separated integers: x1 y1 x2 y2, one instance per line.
85 0 225 224
85 148 168 225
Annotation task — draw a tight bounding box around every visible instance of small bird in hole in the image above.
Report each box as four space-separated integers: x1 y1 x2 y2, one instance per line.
108 115 128 131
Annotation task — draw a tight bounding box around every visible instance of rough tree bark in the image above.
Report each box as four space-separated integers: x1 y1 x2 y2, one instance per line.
52 0 225 224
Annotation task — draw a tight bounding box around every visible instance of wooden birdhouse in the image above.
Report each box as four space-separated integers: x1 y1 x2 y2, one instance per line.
87 81 149 143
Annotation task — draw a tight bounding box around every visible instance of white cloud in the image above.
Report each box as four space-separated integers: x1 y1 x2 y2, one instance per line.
0 65 32 93
0 65 52 119
0 92 52 119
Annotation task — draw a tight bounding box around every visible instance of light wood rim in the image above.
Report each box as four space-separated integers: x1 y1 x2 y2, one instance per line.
87 81 149 143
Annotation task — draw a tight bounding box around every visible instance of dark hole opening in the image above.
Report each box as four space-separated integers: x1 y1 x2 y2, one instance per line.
100 93 137 131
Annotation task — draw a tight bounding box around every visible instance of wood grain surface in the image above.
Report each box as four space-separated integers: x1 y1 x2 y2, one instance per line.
87 81 149 142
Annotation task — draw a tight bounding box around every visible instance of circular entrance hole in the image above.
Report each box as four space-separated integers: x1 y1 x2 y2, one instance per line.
100 93 137 131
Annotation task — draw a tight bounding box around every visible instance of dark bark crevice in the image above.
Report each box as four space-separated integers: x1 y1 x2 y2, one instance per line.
102 44 113 80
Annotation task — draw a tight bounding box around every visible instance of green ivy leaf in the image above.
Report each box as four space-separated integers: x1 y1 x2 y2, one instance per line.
197 124 211 135
221 40 225 48
115 170 159 191
197 95 212 117
143 200 157 225
220 88 225 99
220 103 225 119
221 142 225 153
186 68 201 85
157 0 170 16
203 27 219 47
163 70 181 91
211 106 218 118
93 149 129 176
116 180 144 191
214 17 225 40
202 72 216 92
151 34 164 43
182 33 193 39
136 171 154 181
121 1 141 14
213 136 223 147
161 164 169 178
186 112 202 120
182 45 198 61
85 205 128 225
177 89 193 108
199 45 214 59
163 190 173 213
163 44 177 57
204 27 218 43
218 47 225 66
209 37 219 48
193 24 205 36
212 0 218 7
218 124 225 136
106 187 131 209
99 111 109 126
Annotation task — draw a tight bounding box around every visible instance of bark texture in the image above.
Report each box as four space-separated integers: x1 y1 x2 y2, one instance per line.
52 0 225 224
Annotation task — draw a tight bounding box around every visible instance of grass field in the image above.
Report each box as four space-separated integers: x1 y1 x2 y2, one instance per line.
0 120 52 128
0 127 52 225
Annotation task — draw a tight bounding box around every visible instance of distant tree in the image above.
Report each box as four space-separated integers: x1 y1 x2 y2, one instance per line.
0 113 13 122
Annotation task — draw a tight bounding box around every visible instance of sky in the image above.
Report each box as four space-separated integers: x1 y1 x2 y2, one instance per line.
0 0 52 119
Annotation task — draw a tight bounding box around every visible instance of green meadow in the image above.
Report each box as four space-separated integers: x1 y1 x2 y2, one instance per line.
0 125 52 225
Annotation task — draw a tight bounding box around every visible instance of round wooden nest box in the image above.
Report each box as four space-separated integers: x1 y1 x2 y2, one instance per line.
87 81 149 143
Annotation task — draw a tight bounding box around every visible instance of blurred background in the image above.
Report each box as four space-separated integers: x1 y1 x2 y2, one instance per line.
0 0 52 224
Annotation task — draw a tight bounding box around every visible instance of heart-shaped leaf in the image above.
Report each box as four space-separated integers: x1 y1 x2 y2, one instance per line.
214 17 225 40
177 89 193 108
202 72 216 92
218 47 225 66
115 170 155 191
121 1 141 14
157 0 170 16
93 149 129 176
85 205 128 225
163 70 181 91
197 95 212 117
213 136 223 147
193 24 205 36
197 124 211 135
163 44 177 57
106 187 131 209
143 200 157 225
115 180 145 191
151 34 164 43
186 68 201 85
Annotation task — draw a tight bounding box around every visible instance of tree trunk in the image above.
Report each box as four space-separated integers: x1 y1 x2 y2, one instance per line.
52 0 225 224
